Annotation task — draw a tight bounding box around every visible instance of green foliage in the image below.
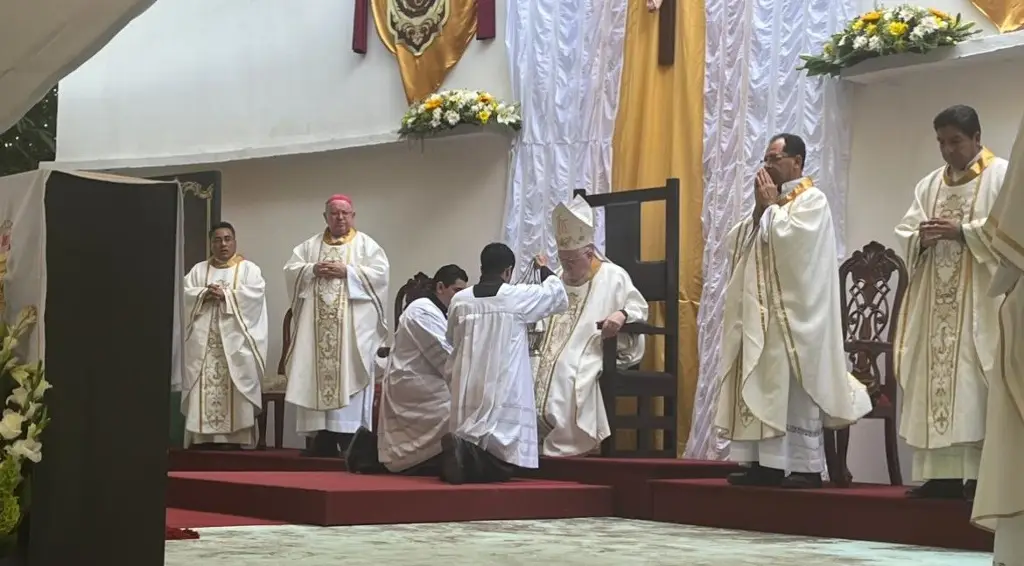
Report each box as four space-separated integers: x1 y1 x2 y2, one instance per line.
0 88 58 177
798 4 979 78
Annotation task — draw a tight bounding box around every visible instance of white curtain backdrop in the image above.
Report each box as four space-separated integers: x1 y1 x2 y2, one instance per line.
503 0 628 276
686 0 857 459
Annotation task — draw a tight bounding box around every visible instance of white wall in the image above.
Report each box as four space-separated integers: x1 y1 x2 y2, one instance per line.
55 0 510 169
842 0 1022 483
135 133 511 447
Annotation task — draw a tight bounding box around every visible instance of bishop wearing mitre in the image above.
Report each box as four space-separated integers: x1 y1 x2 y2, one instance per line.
533 195 648 457
284 194 390 457
894 106 1007 501
715 133 871 488
974 113 1024 566
182 222 269 449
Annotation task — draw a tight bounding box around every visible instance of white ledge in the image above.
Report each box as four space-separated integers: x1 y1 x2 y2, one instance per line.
43 124 512 171
841 30 1024 84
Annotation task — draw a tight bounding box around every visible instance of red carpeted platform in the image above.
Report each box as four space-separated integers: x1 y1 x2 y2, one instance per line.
528 456 740 517
649 478 993 551
168 449 344 472
167 471 613 526
166 508 284 529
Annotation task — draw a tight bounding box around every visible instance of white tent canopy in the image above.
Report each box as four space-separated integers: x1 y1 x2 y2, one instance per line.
0 0 155 133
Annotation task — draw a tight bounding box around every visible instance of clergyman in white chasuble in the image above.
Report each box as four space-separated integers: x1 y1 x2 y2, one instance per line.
182 222 269 449
715 133 871 489
974 112 1024 566
284 194 389 457
442 243 568 484
531 195 647 457
344 264 469 476
893 106 1007 501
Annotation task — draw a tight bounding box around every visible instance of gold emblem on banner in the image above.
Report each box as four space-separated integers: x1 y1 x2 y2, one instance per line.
969 0 1024 33
388 0 449 55
372 0 477 103
0 220 13 316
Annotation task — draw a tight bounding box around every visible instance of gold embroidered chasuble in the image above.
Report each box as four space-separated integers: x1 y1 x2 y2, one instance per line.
715 179 871 442
531 259 648 457
181 255 269 446
894 150 1008 462
284 230 389 412
973 121 1024 555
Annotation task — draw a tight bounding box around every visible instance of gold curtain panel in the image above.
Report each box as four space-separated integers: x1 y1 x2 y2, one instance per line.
971 0 1024 33
372 0 477 104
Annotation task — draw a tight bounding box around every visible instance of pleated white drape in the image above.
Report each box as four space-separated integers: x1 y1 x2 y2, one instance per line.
503 0 628 276
686 0 857 459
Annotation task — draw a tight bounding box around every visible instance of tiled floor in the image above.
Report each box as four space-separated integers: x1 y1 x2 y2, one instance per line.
164 518 991 565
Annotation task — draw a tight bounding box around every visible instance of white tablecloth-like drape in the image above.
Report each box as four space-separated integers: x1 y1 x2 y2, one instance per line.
0 0 155 133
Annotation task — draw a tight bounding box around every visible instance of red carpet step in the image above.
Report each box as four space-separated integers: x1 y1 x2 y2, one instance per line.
166 507 285 529
169 449 344 472
649 479 993 552
529 457 740 518
167 471 613 526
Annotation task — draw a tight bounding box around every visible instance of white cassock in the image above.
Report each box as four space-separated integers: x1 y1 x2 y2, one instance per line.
181 256 269 447
533 195 648 457
715 178 872 474
447 275 569 468
377 296 452 472
975 116 1024 566
893 149 1007 483
284 230 389 435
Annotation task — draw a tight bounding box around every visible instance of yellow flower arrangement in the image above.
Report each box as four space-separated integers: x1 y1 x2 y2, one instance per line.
399 89 522 139
799 4 979 77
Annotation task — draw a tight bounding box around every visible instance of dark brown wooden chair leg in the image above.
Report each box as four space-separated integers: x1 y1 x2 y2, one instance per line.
274 398 286 449
883 415 903 486
824 430 840 485
256 398 269 450
836 427 853 486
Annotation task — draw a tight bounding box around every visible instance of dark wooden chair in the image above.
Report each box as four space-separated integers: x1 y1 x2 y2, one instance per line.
824 241 908 486
266 273 433 450
575 180 681 458
255 311 290 449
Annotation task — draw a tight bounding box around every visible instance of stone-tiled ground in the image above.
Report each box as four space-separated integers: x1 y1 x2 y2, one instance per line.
165 518 991 565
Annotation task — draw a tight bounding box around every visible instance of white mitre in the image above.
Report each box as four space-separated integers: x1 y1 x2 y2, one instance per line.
553 195 595 251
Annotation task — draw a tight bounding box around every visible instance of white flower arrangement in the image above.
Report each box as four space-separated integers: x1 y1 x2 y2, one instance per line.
0 306 50 544
398 89 522 139
798 4 979 77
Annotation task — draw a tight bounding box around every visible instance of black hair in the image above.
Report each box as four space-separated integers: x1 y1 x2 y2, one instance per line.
480 242 516 276
209 221 235 238
433 264 469 287
770 133 806 168
933 105 981 138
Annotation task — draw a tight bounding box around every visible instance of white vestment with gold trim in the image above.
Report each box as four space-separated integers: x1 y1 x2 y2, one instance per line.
974 117 1024 566
284 230 389 435
715 179 871 474
532 261 647 457
894 150 1007 482
182 257 268 447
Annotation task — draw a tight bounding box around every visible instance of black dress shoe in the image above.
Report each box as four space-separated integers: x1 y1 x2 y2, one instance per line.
964 479 977 502
440 433 466 485
345 427 386 474
302 431 341 458
726 463 784 487
906 479 965 499
781 472 822 489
